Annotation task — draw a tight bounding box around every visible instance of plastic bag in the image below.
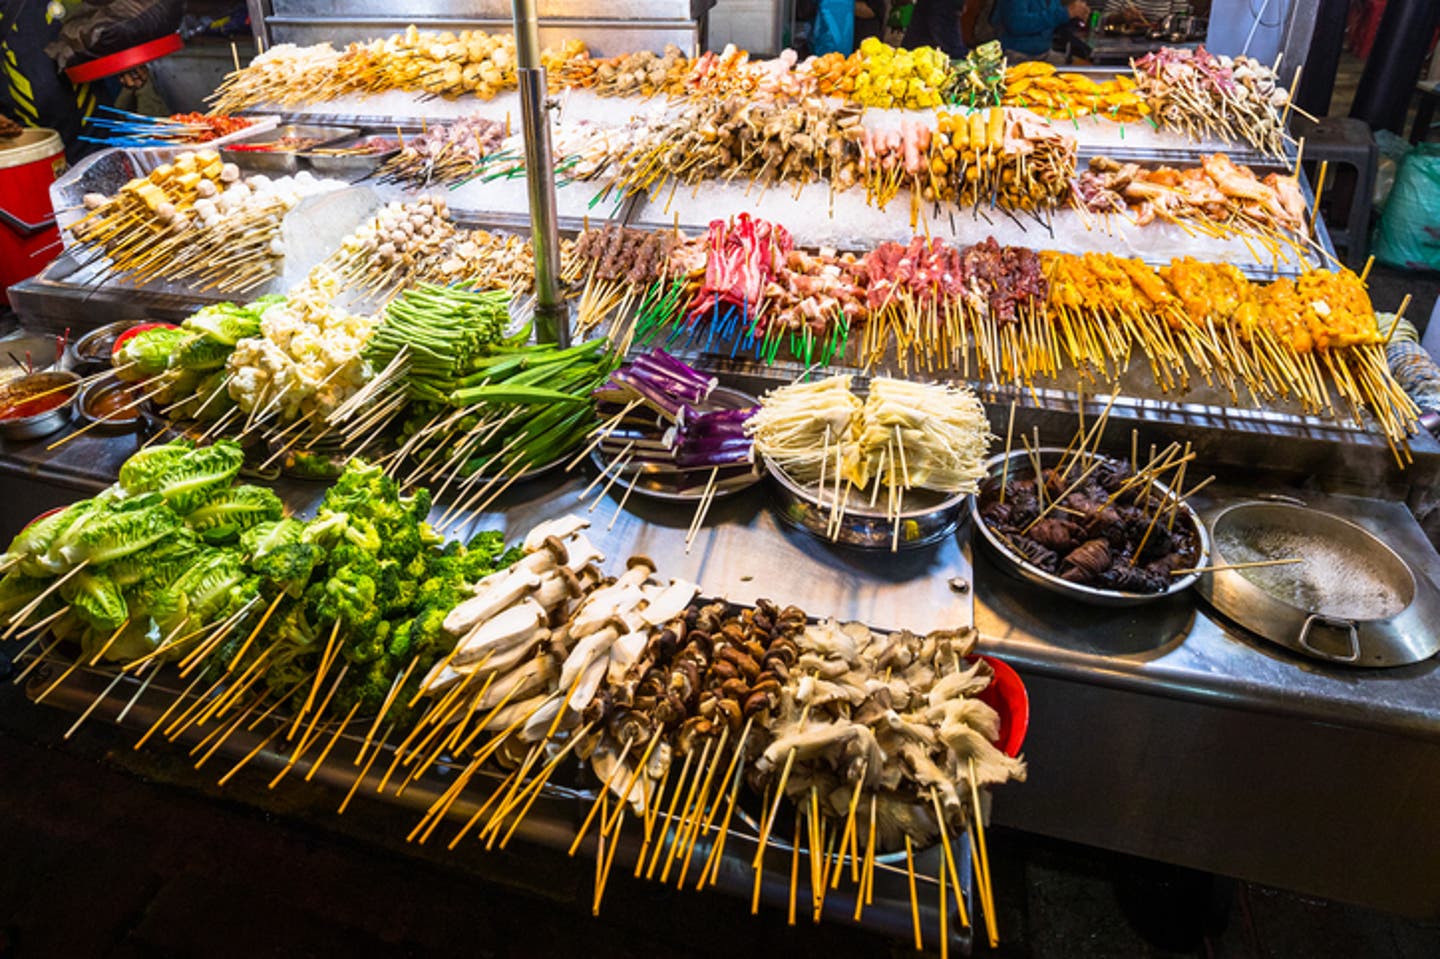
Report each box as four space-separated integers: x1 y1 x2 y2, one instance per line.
1373 143 1440 272
812 0 856 55
1372 128 1411 212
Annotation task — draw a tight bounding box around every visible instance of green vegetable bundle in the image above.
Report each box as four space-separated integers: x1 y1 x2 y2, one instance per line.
221 459 522 716
112 298 277 422
3 441 523 722
399 334 617 479
364 284 511 402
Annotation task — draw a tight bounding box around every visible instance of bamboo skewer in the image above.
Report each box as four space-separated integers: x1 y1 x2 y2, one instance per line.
1172 556 1303 575
969 758 999 948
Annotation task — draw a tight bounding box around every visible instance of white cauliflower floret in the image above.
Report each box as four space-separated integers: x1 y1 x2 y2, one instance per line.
260 307 305 352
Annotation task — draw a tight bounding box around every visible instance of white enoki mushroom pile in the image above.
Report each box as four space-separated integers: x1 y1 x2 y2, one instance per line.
756 619 1025 851
72 151 343 293
745 375 860 485
747 374 993 493
226 266 377 423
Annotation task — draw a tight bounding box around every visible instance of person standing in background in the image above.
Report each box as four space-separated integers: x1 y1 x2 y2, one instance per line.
994 0 1091 62
0 0 97 161
902 0 970 57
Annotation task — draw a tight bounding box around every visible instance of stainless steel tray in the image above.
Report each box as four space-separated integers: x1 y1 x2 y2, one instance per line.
299 133 402 179
765 456 969 551
221 123 361 174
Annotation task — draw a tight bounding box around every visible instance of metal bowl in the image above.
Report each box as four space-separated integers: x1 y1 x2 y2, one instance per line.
68 321 142 374
0 371 79 440
75 374 144 432
764 457 969 551
300 134 402 179
970 448 1209 608
1197 501 1440 667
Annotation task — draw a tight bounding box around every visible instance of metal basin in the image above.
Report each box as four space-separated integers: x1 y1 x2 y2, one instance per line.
0 371 79 440
1197 502 1440 668
221 124 360 175
765 457 968 551
970 448 1209 608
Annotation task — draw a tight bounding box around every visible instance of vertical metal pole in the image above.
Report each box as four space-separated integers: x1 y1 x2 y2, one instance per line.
245 0 272 54
513 0 569 347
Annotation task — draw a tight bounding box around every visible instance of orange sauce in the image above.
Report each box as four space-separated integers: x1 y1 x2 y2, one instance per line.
88 386 137 419
0 388 71 421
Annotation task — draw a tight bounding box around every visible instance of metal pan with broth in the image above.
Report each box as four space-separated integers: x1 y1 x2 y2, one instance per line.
1197 502 1440 667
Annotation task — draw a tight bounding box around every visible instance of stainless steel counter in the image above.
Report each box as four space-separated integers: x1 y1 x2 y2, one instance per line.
5 425 1440 918
974 485 1440 917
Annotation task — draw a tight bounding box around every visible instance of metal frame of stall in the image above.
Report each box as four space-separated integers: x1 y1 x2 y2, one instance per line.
5 0 1440 939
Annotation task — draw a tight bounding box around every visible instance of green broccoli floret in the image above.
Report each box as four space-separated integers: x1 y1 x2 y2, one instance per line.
336 655 396 713
410 607 450 655
303 509 380 553
342 517 381 553
467 529 509 558
403 487 433 523
315 565 377 630
374 560 418 615
320 460 398 515
271 598 318 651
327 542 380 580
415 576 464 613
386 619 415 660
224 575 262 618
252 542 322 597
377 521 424 565
342 617 388 665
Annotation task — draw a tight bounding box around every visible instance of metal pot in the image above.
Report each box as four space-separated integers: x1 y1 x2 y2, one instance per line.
970 448 1209 608
1196 502 1440 667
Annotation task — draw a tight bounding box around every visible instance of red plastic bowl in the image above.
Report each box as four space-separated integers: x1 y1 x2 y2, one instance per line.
111 322 178 359
21 505 65 532
975 654 1029 758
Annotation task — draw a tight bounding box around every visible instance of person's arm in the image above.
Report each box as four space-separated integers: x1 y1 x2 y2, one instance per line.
1000 0 1072 35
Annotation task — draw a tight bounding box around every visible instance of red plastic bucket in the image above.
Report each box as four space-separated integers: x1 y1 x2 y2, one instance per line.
0 128 67 304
